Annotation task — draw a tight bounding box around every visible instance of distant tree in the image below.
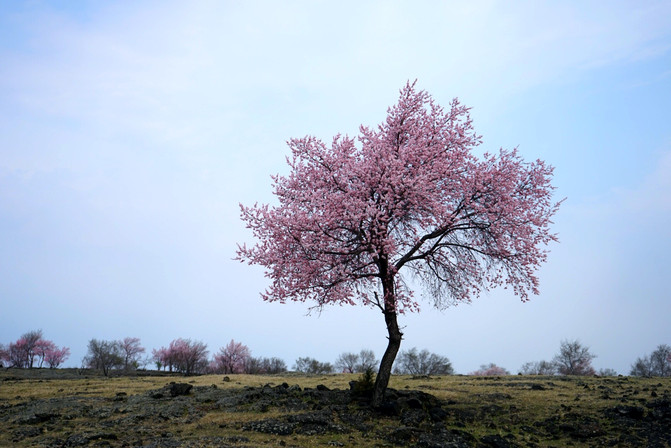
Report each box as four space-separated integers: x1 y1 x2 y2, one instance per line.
5 330 44 368
553 340 596 376
261 357 288 374
33 339 57 368
394 348 453 375
214 340 251 374
6 340 30 368
519 360 556 375
83 339 124 376
152 347 170 371
598 368 618 376
237 82 562 405
45 346 70 368
470 363 510 376
119 337 145 371
631 344 671 377
335 349 378 374
356 349 378 373
2 331 69 369
21 330 43 368
650 344 671 377
293 357 333 374
167 338 209 375
241 356 264 374
0 344 7 367
630 356 653 377
335 352 359 373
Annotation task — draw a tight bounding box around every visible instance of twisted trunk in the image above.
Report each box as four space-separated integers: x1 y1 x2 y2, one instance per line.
372 273 403 407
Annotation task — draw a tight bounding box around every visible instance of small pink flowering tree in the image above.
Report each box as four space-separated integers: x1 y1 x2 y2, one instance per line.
164 338 209 375
237 82 561 406
33 339 57 368
214 340 251 374
470 363 510 376
45 346 70 368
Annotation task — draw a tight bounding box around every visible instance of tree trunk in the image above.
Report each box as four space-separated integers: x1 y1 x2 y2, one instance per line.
373 306 403 407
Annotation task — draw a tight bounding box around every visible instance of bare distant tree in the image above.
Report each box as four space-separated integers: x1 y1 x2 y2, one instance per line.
356 349 378 373
650 344 671 377
553 340 596 376
394 348 453 375
335 352 359 373
630 356 653 377
519 360 556 375
598 368 618 376
119 337 145 371
83 339 124 376
293 357 333 374
262 357 287 374
631 344 671 377
0 344 8 367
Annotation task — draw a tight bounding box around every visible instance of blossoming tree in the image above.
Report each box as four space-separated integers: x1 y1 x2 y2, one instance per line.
237 82 561 405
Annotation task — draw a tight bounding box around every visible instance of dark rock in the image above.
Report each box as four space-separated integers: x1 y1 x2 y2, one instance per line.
429 406 448 422
401 408 426 426
407 397 424 409
480 434 516 448
376 399 401 416
612 405 645 419
167 382 192 397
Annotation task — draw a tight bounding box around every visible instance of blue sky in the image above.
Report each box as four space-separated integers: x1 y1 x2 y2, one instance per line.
1 1 670 375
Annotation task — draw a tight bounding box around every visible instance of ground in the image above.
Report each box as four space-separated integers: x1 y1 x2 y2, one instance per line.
0 368 670 447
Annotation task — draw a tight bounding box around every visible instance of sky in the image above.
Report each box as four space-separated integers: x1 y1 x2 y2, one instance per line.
1 0 670 375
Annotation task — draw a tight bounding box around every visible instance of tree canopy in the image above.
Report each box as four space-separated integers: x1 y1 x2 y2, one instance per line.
238 81 561 404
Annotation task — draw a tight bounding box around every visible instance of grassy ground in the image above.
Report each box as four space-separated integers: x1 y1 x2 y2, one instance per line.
1 369 670 447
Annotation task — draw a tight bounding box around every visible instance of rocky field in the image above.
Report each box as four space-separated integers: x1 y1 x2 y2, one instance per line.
1 368 670 447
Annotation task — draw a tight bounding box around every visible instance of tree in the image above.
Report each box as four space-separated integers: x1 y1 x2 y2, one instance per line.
293 357 333 374
237 82 561 405
261 357 287 374
166 338 209 375
119 337 145 371
2 331 69 369
631 344 671 377
553 339 596 376
5 330 44 368
335 352 360 373
519 360 556 375
393 348 453 375
33 339 57 368
83 339 123 376
21 330 43 368
6 339 30 368
650 344 671 377
0 344 7 367
470 363 510 376
45 346 70 368
356 349 378 373
152 347 170 371
214 340 251 374
335 349 378 373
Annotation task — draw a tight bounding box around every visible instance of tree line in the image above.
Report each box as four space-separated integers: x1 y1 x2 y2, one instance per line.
2 331 670 378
